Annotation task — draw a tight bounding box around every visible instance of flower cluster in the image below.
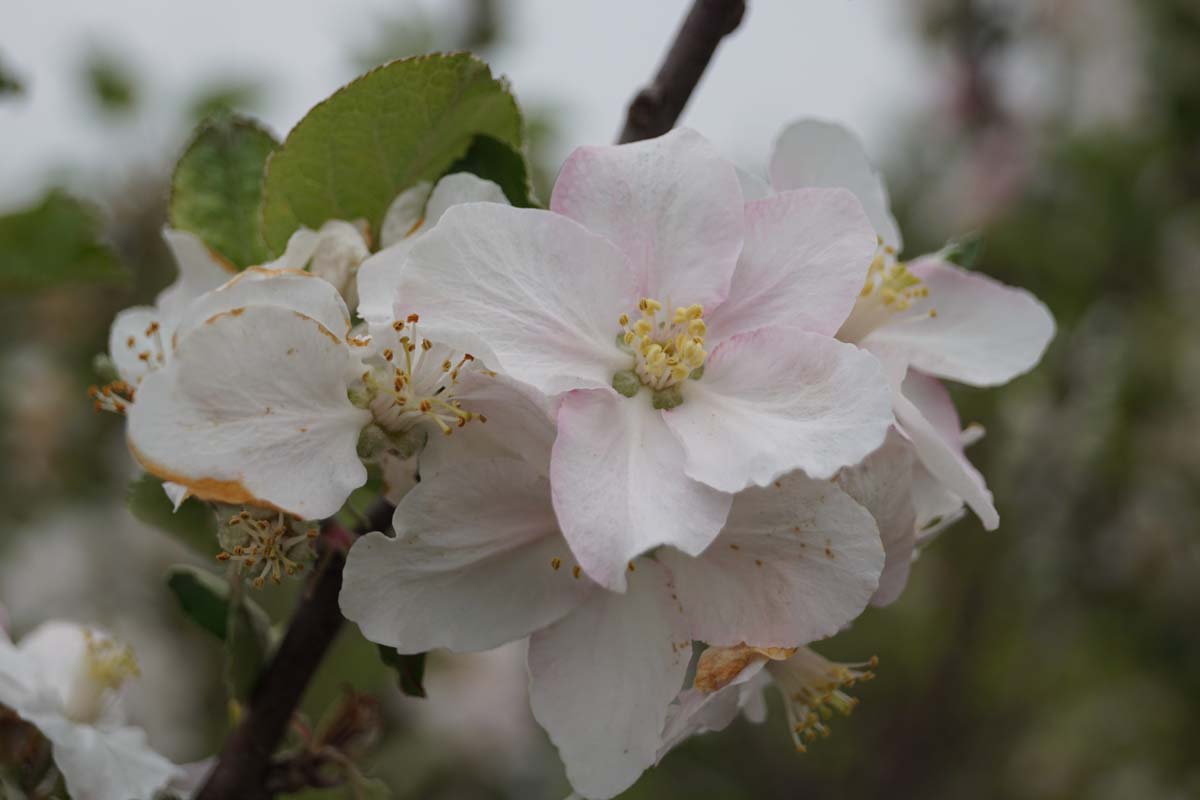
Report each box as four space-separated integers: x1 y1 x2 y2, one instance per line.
68 120 1053 798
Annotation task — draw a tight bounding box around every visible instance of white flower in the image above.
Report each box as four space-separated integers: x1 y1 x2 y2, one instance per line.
763 118 1056 530
0 622 178 800
265 219 372 308
340 397 884 799
99 228 236 409
392 127 893 590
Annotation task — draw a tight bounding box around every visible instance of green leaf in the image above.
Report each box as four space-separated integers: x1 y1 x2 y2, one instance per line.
447 134 538 207
376 646 427 698
260 53 523 254
0 190 127 291
165 565 274 701
941 232 985 269
170 115 278 268
127 473 221 557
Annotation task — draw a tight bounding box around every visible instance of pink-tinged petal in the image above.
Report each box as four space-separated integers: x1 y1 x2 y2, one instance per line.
768 119 902 250
550 128 742 309
155 228 236 323
665 329 892 491
341 458 593 653
836 430 917 607
911 460 965 532
893 371 998 529
528 559 690 800
107 306 160 385
127 305 370 519
174 267 353 345
419 370 557 481
397 204 636 394
706 188 877 345
22 713 179 800
659 472 882 647
863 259 1055 387
551 389 733 592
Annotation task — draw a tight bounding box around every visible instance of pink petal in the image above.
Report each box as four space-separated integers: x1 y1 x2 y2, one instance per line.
550 127 742 310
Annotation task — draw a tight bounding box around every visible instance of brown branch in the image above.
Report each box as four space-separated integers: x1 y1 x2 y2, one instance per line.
618 0 747 143
195 500 394 800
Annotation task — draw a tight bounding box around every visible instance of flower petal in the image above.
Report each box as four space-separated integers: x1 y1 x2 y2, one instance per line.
155 228 236 324
174 267 353 344
380 181 434 249
550 127 742 309
25 713 178 800
341 458 593 653
107 306 160 385
424 172 508 227
418 369 558 481
768 118 902 250
397 204 637 394
528 559 690 800
551 389 732 592
893 370 998 529
356 238 415 331
705 188 877 345
659 472 882 647
13 622 89 710
664 329 892 491
862 258 1055 387
127 305 370 519
835 430 917 607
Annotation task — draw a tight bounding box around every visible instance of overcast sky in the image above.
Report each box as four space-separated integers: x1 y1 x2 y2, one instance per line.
0 0 933 207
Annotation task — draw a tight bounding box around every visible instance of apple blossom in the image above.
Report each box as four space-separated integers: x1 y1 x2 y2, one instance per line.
764 118 1055 530
341 396 884 799
0 621 179 800
392 127 893 590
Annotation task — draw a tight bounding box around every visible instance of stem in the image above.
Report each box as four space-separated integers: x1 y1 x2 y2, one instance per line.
618 0 747 143
195 501 394 800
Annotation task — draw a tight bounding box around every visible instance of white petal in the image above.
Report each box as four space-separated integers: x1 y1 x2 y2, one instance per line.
862 259 1056 387
380 181 434 249
127 305 370 519
424 172 509 227
341 458 593 653
356 239 414 331
705 188 877 345
27 713 178 800
551 389 732 592
835 430 917 607
173 267 353 345
0 628 37 710
735 166 771 202
14 622 89 708
768 119 902 250
418 369 558 481
379 452 419 505
162 481 191 511
154 228 236 324
107 306 160 385
397 204 637 394
911 460 964 530
893 371 998 529
550 127 743 309
528 559 690 800
664 329 893 491
658 663 768 760
659 473 882 647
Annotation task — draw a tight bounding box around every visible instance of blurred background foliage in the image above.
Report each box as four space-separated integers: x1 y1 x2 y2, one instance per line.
1 0 1198 798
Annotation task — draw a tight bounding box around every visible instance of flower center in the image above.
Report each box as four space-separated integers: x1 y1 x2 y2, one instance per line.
359 314 480 443
767 649 877 753
613 298 708 408
216 509 318 588
64 631 140 724
837 251 935 343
